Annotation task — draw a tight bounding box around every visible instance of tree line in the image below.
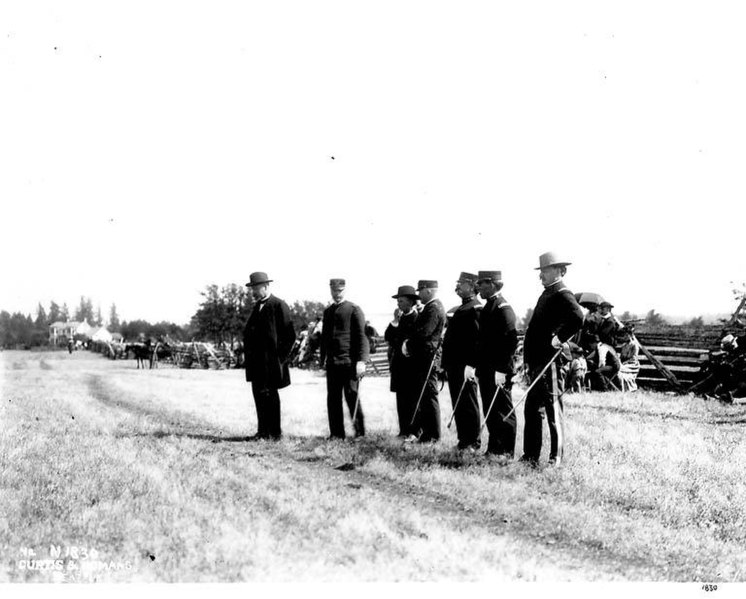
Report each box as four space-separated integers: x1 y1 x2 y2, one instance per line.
0 287 326 349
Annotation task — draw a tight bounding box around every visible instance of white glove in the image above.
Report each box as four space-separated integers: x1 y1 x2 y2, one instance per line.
402 340 410 357
355 361 366 378
494 371 506 386
464 365 476 381
551 335 563 349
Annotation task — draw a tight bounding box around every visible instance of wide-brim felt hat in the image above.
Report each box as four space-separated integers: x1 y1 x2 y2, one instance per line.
246 272 273 287
534 251 572 270
392 285 418 300
477 270 502 284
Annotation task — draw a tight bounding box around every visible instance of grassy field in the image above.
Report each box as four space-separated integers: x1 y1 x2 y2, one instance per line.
2 349 746 583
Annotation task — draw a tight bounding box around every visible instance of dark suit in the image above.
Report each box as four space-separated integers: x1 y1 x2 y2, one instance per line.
475 293 518 456
242 294 296 438
385 310 419 436
442 298 481 449
523 281 583 463
321 300 369 438
408 298 446 441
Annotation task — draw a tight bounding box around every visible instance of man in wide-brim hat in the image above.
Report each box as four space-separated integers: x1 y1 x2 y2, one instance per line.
441 272 482 451
522 252 584 466
385 285 421 437
242 272 296 440
320 278 370 439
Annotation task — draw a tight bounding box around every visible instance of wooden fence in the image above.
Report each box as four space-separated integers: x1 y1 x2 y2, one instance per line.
365 326 731 393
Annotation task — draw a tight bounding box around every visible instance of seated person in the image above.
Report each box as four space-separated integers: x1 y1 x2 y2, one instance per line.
587 338 622 391
617 328 641 391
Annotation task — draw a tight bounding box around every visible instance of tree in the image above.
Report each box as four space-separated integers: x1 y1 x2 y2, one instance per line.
108 304 121 332
61 303 70 321
190 283 254 345
645 309 667 328
687 316 705 328
289 300 326 332
48 301 62 325
94 305 103 327
619 310 637 322
74 296 94 323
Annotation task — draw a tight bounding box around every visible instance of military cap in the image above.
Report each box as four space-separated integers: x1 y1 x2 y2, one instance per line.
457 272 479 284
416 280 438 290
477 270 502 284
246 272 273 287
535 251 572 270
599 300 614 308
392 285 418 300
329 278 346 287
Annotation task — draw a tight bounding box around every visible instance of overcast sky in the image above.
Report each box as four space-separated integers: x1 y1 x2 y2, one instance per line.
2 1 745 330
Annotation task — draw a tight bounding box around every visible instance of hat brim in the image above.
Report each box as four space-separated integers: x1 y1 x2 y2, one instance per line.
534 262 572 270
392 294 419 300
246 279 273 287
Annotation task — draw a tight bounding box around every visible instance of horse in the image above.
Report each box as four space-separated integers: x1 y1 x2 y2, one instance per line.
126 342 152 369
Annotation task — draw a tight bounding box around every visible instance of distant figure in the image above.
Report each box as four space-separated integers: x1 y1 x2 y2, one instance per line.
617 328 641 391
242 272 296 441
67 338 74 354
364 320 379 355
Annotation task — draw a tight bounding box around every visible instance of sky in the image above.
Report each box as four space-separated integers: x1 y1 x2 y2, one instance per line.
2 1 745 332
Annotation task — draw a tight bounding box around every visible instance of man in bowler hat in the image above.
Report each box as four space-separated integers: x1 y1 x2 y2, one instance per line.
472 270 518 458
403 280 446 443
242 272 296 440
522 252 584 466
385 285 420 437
441 272 482 451
320 278 369 439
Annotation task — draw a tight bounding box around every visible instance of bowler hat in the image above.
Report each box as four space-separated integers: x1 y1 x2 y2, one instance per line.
477 270 502 284
416 280 438 290
534 251 572 270
392 285 418 300
457 272 479 284
329 278 346 287
246 272 273 287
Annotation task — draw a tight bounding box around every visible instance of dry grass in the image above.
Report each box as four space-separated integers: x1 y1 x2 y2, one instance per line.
2 349 746 582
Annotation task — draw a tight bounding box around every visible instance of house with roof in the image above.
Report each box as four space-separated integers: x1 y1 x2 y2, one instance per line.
48 320 92 346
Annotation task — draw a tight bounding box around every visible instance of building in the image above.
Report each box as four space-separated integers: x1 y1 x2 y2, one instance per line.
48 320 92 346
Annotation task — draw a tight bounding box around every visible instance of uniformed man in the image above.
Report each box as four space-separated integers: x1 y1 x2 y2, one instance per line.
522 252 584 466
384 285 420 437
403 280 446 443
596 301 624 346
242 272 297 440
472 270 518 458
320 278 369 439
441 272 482 451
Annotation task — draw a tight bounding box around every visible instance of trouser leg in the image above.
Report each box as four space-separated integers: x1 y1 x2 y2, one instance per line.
418 364 440 442
251 381 269 437
546 364 564 463
447 368 480 448
342 371 364 436
266 388 282 438
326 366 345 438
523 371 550 462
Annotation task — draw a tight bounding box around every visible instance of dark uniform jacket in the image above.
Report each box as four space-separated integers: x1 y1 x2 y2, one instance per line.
475 293 518 375
408 298 446 364
523 281 584 369
441 297 481 372
385 310 418 392
320 300 369 367
242 294 296 389
597 315 622 346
